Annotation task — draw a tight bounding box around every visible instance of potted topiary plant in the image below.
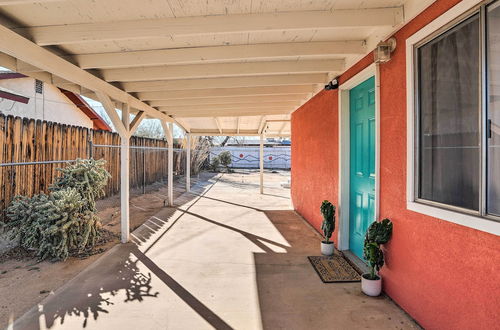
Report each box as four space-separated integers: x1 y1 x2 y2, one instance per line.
320 200 336 256
362 218 393 296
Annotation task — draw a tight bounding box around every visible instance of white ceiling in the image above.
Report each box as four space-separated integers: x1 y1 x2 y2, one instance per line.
0 0 434 136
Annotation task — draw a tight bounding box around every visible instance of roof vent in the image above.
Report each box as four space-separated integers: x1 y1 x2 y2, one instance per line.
35 79 43 94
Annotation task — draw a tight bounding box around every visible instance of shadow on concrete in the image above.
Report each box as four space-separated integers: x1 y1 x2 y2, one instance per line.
195 194 265 212
13 175 228 330
13 172 414 330
179 209 290 253
130 246 233 330
19 245 160 329
262 193 290 199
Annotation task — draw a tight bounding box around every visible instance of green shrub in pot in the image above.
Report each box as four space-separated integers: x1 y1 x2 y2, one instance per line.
362 218 393 296
320 200 336 255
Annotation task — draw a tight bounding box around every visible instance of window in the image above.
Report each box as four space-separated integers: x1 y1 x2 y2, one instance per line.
486 1 500 216
414 0 500 221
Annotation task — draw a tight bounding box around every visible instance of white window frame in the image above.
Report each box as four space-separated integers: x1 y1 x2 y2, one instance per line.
406 0 500 235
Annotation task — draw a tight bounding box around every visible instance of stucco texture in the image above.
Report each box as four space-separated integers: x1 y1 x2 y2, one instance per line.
291 89 339 244
291 0 500 329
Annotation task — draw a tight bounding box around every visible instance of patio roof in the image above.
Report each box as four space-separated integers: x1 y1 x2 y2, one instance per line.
0 0 432 136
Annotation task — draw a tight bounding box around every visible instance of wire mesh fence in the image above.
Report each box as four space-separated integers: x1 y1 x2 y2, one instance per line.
0 114 186 221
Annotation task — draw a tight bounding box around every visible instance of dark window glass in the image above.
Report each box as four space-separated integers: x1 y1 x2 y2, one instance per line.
487 2 500 216
417 14 480 210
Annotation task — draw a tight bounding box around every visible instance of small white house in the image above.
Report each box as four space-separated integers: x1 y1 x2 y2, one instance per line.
0 71 110 130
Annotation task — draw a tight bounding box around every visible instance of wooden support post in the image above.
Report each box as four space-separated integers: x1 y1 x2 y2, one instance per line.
120 103 130 243
260 134 264 194
120 138 130 243
161 120 174 206
97 92 132 243
167 123 174 206
186 133 191 192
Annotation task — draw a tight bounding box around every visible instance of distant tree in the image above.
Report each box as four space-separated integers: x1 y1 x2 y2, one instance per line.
220 136 231 146
218 151 232 172
133 119 165 139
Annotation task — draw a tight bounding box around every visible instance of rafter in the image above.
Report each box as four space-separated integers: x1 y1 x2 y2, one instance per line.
102 59 344 82
174 118 190 133
15 8 403 46
161 106 291 115
0 23 174 123
258 116 267 134
0 0 62 5
122 73 328 92
189 129 290 137
214 117 222 134
157 102 299 112
72 41 365 69
138 85 314 101
169 108 291 118
148 95 308 107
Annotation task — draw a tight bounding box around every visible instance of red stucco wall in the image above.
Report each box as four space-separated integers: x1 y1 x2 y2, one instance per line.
291 89 339 241
291 0 500 328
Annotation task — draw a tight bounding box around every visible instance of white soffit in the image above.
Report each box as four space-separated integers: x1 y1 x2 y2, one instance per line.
0 0 435 135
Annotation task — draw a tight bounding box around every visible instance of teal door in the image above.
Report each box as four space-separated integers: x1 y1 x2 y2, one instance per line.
349 76 376 260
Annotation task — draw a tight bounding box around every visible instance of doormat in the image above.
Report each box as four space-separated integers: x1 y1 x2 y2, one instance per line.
308 255 361 283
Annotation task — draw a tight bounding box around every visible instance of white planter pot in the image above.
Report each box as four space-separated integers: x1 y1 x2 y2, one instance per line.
321 241 334 256
361 274 382 296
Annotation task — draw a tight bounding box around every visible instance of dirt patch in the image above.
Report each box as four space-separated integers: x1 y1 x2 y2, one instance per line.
0 174 207 327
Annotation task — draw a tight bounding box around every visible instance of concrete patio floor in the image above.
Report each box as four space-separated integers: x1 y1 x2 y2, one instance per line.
13 171 418 330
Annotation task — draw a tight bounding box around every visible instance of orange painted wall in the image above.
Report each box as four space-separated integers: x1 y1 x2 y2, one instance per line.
291 89 339 242
291 0 500 328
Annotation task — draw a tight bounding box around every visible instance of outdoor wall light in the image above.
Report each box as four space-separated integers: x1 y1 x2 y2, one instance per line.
324 78 339 90
374 37 397 63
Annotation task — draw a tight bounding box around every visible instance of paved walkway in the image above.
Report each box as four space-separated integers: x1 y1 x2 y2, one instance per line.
14 172 417 330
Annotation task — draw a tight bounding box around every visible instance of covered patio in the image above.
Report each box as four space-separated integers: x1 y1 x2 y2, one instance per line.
3 0 496 329
12 171 417 329
0 0 427 246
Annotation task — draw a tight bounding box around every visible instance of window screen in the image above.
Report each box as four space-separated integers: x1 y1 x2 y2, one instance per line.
487 2 500 216
416 14 480 211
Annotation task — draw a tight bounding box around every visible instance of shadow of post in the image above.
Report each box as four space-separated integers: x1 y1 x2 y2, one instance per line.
18 244 160 329
14 174 235 330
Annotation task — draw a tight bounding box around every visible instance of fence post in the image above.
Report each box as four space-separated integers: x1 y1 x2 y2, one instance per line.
88 139 93 159
143 147 146 194
260 134 264 194
186 133 191 192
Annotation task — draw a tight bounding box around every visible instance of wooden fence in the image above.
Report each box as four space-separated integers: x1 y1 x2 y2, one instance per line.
0 114 183 219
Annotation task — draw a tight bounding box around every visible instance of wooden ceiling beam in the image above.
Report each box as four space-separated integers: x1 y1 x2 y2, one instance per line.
0 0 62 5
168 108 292 117
122 73 328 92
148 95 308 107
102 59 344 82
158 102 299 112
161 106 291 115
214 117 222 134
189 129 290 137
73 41 365 69
16 8 403 46
138 85 314 100
0 23 174 122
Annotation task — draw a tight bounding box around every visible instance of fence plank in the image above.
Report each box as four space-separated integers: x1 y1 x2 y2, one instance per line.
0 113 183 222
